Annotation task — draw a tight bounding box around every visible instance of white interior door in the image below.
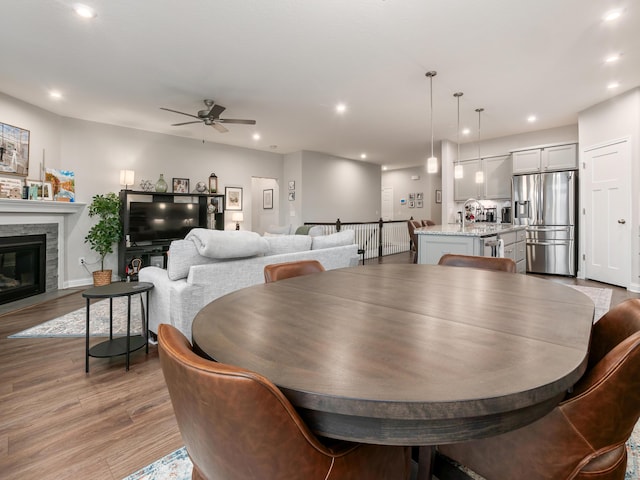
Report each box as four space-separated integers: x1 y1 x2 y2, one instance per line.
381 186 393 221
584 140 630 287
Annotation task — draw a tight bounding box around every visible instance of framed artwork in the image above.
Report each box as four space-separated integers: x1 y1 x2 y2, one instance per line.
0 122 30 176
435 189 442 204
263 189 273 209
288 192 295 201
45 168 75 201
409 193 415 200
225 186 243 211
172 177 189 193
0 176 24 198
288 180 295 190
409 201 415 208
417 200 424 208
416 192 424 200
26 180 53 200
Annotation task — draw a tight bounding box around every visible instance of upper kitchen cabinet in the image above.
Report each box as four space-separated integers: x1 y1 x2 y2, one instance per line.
454 155 511 201
512 143 577 174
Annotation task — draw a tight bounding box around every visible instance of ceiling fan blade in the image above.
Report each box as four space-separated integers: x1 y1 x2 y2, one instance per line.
211 122 229 133
217 118 256 125
206 104 226 119
171 121 203 126
160 107 200 119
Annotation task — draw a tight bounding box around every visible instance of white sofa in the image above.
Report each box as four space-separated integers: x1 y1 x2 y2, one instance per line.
139 228 360 340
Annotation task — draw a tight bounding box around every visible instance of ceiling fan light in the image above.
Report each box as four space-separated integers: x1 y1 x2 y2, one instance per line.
454 164 464 179
427 156 438 174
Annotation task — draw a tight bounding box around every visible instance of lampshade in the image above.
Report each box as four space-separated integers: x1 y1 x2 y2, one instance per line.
427 156 438 174
454 164 464 179
119 170 135 188
475 171 484 184
231 212 244 222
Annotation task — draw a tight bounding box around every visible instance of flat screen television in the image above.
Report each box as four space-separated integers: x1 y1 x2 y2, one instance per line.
128 202 201 242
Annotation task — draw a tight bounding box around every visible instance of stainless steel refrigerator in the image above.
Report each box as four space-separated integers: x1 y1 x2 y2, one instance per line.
512 171 577 275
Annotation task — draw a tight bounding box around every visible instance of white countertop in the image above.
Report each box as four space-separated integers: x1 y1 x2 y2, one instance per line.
415 223 526 238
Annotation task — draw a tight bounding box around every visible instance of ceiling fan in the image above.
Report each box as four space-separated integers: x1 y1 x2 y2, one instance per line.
160 99 256 133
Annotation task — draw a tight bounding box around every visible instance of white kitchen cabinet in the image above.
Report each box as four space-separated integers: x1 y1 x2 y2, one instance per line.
418 234 483 265
512 144 577 174
454 155 511 201
454 159 482 201
499 229 526 274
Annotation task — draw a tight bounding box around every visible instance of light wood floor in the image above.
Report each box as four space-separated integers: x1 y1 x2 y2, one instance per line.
1 254 638 479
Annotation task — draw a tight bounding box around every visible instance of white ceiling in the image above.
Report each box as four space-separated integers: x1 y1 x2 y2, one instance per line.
1 0 639 169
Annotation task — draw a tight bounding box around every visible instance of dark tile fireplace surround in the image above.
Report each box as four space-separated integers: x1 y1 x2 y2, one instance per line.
0 224 58 305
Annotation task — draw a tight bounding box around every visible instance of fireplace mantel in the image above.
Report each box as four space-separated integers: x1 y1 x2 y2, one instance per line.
0 198 86 214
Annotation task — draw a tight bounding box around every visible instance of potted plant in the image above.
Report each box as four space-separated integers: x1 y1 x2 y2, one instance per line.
84 192 122 286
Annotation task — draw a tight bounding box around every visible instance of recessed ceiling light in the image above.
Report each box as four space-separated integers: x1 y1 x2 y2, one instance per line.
462 128 471 135
605 54 621 63
527 115 537 123
74 4 97 18
335 103 347 114
49 90 62 99
360 153 367 160
252 133 261 141
607 81 620 89
382 166 388 171
603 10 621 21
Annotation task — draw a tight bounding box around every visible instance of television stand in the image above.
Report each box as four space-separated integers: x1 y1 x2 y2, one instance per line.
118 189 225 280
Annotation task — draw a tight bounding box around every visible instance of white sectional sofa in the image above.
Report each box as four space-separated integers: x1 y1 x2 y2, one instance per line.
138 228 360 340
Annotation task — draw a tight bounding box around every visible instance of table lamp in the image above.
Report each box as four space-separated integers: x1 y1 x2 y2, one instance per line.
231 212 243 230
119 170 135 190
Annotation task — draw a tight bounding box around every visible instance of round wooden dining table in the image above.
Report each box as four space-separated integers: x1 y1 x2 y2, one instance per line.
192 264 594 478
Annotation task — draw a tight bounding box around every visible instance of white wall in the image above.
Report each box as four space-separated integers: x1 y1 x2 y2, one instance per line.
578 87 640 291
251 176 279 234
300 151 381 224
381 164 442 224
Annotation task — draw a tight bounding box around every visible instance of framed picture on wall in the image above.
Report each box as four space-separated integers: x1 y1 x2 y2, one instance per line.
0 122 30 177
288 180 295 190
225 186 243 211
263 189 273 209
417 200 423 208
435 189 442 204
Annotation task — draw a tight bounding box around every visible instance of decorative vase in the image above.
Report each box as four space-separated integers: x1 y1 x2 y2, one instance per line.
155 174 168 193
92 269 112 287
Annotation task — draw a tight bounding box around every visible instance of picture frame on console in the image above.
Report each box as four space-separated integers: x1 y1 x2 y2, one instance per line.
172 177 189 193
225 186 243 211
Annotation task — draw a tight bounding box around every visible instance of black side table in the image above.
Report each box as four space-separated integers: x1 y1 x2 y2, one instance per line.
83 282 154 372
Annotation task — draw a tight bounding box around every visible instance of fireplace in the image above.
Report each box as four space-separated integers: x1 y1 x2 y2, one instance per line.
0 234 46 304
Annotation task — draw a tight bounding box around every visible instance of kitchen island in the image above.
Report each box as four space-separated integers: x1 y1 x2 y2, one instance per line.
415 223 527 272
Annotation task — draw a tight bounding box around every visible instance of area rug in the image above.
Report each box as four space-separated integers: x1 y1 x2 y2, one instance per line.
125 423 640 480
8 296 144 338
567 284 613 322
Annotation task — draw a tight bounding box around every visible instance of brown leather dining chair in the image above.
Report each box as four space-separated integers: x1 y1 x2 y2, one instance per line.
407 220 422 264
421 219 436 227
438 253 517 273
158 324 412 480
435 298 640 480
264 259 325 283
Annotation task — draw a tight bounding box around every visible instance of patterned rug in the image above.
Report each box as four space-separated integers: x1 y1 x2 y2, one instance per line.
8 296 144 338
126 424 640 480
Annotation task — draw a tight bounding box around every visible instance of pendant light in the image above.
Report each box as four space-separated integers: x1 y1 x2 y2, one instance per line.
475 108 484 184
453 92 464 179
426 71 438 174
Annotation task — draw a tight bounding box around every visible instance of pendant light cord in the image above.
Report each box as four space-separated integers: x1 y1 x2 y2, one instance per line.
426 71 437 158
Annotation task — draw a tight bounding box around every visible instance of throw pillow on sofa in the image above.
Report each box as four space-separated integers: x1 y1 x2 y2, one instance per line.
185 228 269 259
311 230 355 250
264 234 312 256
167 239 218 280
